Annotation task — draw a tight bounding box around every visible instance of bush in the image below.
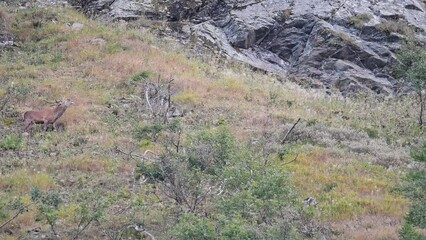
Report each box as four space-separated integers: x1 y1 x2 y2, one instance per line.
406 201 426 228
364 127 379 138
0 134 22 150
220 218 256 240
130 70 150 82
393 42 426 126
172 214 216 240
348 13 372 28
133 122 164 142
400 141 426 237
399 222 425 240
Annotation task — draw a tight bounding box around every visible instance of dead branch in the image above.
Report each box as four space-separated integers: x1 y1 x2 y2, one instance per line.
281 153 299 166
145 84 154 115
0 208 25 229
281 118 301 144
114 146 157 161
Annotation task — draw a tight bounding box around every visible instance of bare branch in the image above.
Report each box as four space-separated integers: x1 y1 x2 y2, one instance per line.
0 208 25 229
281 118 301 144
281 153 299 166
145 84 154 115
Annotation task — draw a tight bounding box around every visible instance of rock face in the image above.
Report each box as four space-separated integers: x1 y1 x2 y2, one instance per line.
0 14 13 51
69 0 426 95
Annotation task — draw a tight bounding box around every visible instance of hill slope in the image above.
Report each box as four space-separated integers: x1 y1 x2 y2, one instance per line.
0 4 424 240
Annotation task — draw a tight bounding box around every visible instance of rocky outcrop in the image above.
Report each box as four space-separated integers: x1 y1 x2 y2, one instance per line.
0 31 13 49
0 13 13 51
70 0 426 95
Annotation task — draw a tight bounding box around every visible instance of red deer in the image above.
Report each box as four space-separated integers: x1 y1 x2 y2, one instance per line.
23 99 74 133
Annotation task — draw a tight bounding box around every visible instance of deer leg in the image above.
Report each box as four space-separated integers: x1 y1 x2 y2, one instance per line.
24 120 31 133
43 121 48 131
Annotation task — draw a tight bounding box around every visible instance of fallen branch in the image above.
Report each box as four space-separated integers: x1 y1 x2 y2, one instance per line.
0 208 24 229
281 118 301 144
281 153 299 166
115 147 157 161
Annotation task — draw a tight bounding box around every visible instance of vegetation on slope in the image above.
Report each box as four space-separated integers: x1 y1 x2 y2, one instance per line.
0 4 424 240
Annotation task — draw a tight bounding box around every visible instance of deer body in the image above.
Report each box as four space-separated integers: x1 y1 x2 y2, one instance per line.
23 99 73 132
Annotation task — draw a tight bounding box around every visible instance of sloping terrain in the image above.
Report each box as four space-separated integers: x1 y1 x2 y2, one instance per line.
0 4 424 240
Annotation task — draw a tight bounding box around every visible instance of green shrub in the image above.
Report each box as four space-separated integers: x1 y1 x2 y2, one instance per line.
220 218 256 240
130 70 150 82
411 141 426 162
406 202 426 228
364 127 379 138
172 214 216 240
135 162 165 183
400 141 426 237
188 125 236 174
133 122 164 142
0 134 23 150
401 170 426 200
105 42 127 54
399 222 425 240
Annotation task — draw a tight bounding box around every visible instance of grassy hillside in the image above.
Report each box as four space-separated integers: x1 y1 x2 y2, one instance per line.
0 5 424 240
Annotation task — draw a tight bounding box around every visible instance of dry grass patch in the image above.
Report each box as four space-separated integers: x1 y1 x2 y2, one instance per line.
283 147 408 221
61 155 115 173
0 170 56 194
332 214 401 240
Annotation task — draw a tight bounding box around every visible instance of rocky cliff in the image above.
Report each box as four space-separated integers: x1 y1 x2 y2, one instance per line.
69 0 426 95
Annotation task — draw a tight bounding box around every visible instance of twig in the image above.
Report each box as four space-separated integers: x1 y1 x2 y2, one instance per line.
0 208 24 229
281 118 301 144
143 230 156 240
95 220 115 240
145 84 154 116
115 147 156 161
281 154 299 166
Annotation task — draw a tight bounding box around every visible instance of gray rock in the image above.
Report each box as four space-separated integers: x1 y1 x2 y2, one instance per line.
71 22 84 30
0 31 14 49
89 37 107 45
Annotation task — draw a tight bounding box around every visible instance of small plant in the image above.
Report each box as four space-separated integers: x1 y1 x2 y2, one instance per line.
364 127 379 138
172 213 216 240
269 89 279 104
71 191 107 239
133 122 164 142
130 70 150 82
0 197 27 230
399 221 425 240
0 134 22 150
399 141 426 238
376 20 414 36
322 182 338 192
348 13 373 29
393 42 426 127
105 42 127 54
31 187 62 236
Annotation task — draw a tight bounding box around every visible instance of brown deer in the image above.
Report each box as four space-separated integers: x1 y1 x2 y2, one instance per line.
23 99 74 133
